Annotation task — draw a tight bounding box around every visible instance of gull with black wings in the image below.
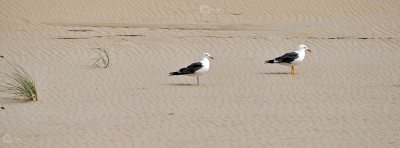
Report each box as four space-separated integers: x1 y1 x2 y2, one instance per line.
169 53 214 86
266 44 312 75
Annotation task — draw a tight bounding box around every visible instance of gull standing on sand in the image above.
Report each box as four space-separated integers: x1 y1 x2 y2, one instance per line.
265 44 312 75
169 53 214 86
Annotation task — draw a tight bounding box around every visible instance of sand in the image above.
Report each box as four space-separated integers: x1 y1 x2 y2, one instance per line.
1 0 400 147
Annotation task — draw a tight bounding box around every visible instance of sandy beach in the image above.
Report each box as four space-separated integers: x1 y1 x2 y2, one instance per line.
1 0 400 147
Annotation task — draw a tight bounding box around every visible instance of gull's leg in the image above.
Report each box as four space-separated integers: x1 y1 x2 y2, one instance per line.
290 66 293 75
292 66 297 75
197 76 200 86
293 66 296 75
291 66 295 75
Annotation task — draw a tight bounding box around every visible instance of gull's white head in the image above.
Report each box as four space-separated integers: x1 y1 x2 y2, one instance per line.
202 53 214 60
298 44 312 52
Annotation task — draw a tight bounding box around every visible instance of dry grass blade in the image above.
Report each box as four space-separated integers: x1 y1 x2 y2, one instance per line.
92 48 110 68
0 64 38 101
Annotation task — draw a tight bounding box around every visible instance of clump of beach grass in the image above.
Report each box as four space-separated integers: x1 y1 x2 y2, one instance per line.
0 64 38 101
92 48 110 68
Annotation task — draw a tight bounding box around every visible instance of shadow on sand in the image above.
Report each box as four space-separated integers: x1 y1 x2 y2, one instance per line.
165 83 199 87
259 72 290 75
0 97 30 105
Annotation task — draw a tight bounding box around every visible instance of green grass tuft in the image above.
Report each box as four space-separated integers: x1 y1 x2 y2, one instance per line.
0 64 38 101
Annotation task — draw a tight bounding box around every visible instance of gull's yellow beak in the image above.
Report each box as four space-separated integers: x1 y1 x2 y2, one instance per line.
307 48 312 52
209 56 214 60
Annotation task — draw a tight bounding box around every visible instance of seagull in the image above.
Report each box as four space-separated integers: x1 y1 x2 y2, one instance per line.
169 53 214 86
265 44 312 75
